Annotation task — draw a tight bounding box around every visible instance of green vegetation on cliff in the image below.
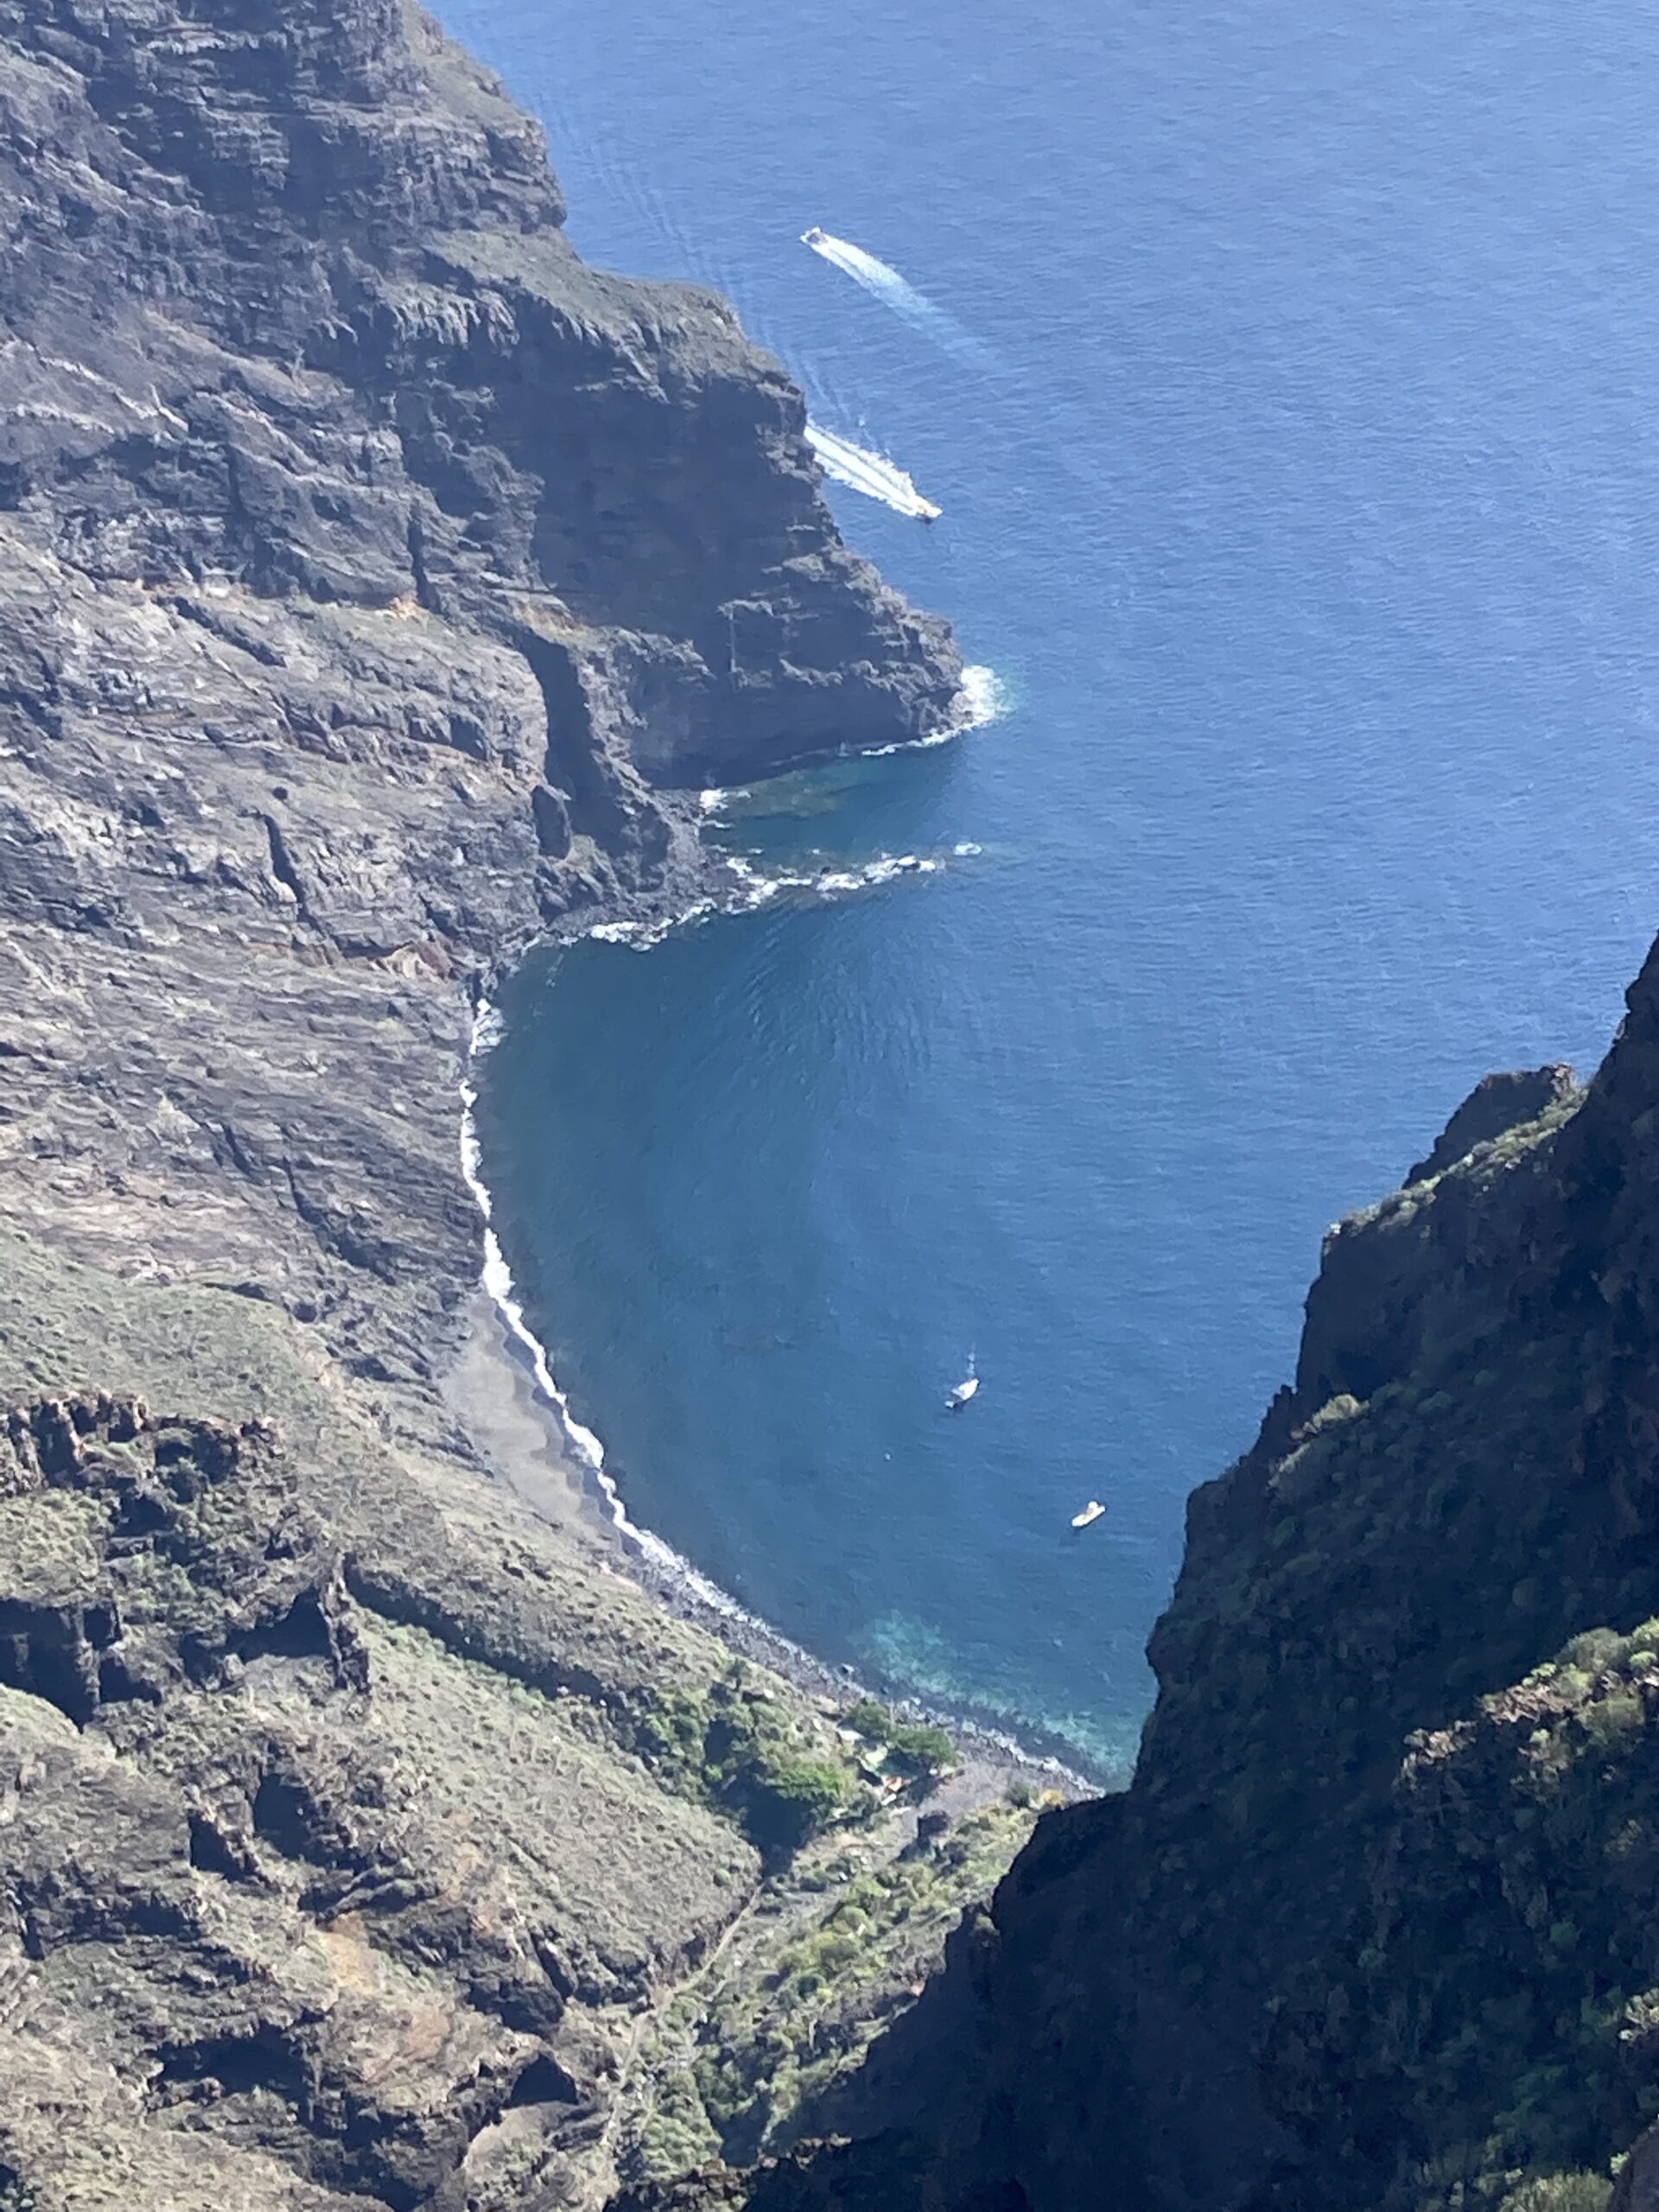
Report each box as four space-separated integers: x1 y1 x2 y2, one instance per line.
842 1699 959 1781
623 1675 861 1855
622 1799 1040 2183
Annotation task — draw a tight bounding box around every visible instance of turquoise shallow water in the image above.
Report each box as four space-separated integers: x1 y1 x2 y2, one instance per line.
454 0 1659 1778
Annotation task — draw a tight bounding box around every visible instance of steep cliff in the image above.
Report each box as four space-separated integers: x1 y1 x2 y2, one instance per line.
0 2 979 2204
19 4 1659 2209
732 944 1659 2212
0 0 960 1374
0 1378 799 2210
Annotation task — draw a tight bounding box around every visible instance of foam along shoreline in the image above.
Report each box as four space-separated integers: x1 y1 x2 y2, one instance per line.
458 1000 1092 1793
861 659 1004 756
449 658 1092 1782
698 662 1006 818
806 422 942 520
461 1001 862 1643
578 851 955 953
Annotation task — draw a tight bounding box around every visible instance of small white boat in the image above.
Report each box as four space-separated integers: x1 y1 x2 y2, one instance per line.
1071 1500 1106 1529
802 225 828 247
804 423 943 524
946 1370 980 1410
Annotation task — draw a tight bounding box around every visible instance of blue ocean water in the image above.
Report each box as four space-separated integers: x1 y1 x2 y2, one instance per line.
452 0 1659 1778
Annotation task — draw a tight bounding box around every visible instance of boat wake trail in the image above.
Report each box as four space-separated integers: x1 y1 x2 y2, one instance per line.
805 423 940 519
802 227 996 371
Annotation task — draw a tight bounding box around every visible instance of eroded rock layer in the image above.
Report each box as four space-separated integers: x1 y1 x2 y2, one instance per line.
0 1389 760 2209
0 0 961 1370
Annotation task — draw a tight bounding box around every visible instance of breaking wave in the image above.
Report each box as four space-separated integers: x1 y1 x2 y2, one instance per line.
957 664 1004 723
860 662 1009 757
801 228 997 371
805 422 940 520
451 667 1007 1632
721 848 951 905
583 847 973 950
695 665 1005 819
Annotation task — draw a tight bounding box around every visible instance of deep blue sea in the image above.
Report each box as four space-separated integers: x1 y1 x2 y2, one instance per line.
451 0 1659 1777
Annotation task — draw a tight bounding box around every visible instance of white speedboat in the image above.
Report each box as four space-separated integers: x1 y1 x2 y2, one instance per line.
946 1372 980 1410
1071 1500 1106 1529
804 423 943 524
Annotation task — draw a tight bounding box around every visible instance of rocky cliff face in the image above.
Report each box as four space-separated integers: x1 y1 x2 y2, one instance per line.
17 4 1659 2209
0 2 974 2203
737 944 1659 2212
0 0 961 1375
0 1383 763 2210
1 0 957 780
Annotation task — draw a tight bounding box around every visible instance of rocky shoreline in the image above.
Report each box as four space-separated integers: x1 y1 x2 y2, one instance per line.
21 2 1659 2209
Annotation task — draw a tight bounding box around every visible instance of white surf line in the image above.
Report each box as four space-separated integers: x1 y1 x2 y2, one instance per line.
860 661 1008 757
721 849 947 904
458 1006 608 1490
585 896 716 951
701 665 1008 819
459 1001 831 1656
805 422 941 520
956 662 1006 727
801 226 997 371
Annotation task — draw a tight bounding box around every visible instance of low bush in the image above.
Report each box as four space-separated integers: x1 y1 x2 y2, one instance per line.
626 1672 861 1857
843 1697 957 1779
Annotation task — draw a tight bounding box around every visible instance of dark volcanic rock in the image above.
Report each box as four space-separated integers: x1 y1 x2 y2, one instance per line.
0 0 959 781
1405 1063 1579 1186
0 0 961 1380
0 1392 365 1722
0 1389 765 2209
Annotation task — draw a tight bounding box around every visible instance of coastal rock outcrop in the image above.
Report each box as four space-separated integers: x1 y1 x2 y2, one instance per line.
22 0 1659 2206
0 1389 766 2210
0 1271 1032 2209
